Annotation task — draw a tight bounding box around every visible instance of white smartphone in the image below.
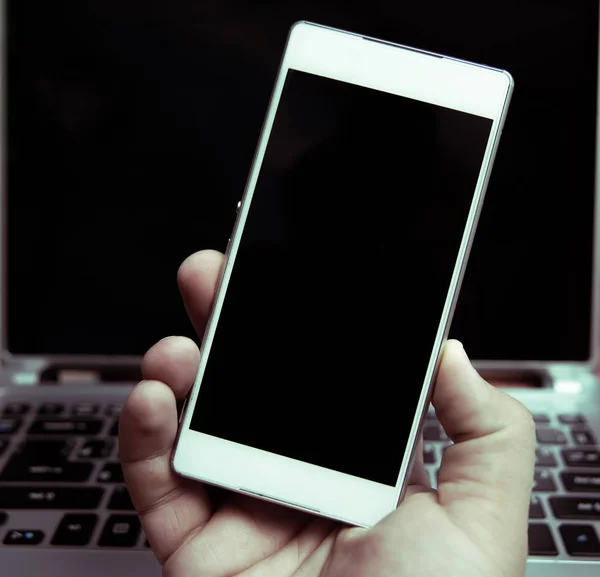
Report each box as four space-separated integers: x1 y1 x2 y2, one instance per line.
173 21 513 527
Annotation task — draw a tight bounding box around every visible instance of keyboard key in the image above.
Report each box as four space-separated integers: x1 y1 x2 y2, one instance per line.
97 462 124 483
72 404 99 417
38 403 65 416
550 497 600 520
51 514 98 546
14 439 75 462
3 529 44 545
559 524 600 556
108 486 135 511
0 439 9 457
423 443 436 464
529 495 545 519
28 419 103 436
2 403 29 416
535 447 557 467
106 405 122 417
0 419 21 435
109 419 119 436
558 414 586 425
533 470 556 492
0 512 7 526
0 487 104 509
0 457 93 482
536 428 567 445
561 472 600 492
423 425 448 442
528 524 558 555
532 414 550 424
98 515 141 547
77 439 113 459
571 429 596 446
562 449 600 468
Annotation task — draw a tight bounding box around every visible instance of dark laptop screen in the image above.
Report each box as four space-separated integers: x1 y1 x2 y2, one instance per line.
6 1 598 361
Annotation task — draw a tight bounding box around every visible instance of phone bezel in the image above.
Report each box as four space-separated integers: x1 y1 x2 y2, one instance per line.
172 21 513 528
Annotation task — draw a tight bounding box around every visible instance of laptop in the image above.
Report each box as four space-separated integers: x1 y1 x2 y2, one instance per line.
0 1 598 575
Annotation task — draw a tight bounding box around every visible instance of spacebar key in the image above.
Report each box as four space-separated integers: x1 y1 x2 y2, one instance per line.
0 487 104 509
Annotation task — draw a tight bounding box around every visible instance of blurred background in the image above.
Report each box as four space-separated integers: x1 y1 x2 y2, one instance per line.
6 0 598 362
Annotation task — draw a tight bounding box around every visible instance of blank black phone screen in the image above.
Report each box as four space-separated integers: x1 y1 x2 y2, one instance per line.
190 69 493 486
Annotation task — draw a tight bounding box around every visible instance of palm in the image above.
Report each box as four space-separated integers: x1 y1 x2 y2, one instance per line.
119 251 534 577
161 489 333 576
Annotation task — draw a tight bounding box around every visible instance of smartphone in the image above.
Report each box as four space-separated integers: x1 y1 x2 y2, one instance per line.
173 21 513 527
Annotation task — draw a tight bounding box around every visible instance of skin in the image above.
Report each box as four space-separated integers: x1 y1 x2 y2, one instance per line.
119 249 536 577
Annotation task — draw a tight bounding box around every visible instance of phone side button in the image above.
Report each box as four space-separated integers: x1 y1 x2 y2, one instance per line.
178 397 189 424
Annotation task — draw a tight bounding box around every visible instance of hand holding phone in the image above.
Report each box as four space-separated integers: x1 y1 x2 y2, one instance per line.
118 21 536 577
120 253 535 577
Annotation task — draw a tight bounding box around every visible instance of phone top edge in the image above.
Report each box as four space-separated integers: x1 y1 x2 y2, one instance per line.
286 21 512 120
364 36 442 59
291 21 513 78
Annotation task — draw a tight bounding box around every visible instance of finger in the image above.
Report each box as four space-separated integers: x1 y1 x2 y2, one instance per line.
141 336 200 399
432 340 534 550
120 362 211 565
289 524 340 577
164 495 312 577
236 518 337 577
433 340 533 443
177 249 224 337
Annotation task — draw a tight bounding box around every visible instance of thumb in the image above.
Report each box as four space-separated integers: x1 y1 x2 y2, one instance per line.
432 340 535 538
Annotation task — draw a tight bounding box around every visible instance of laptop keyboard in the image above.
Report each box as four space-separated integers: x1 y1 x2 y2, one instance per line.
424 409 600 559
0 399 143 549
0 399 598 561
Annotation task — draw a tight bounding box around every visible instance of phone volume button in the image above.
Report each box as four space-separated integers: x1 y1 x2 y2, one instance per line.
178 397 189 424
